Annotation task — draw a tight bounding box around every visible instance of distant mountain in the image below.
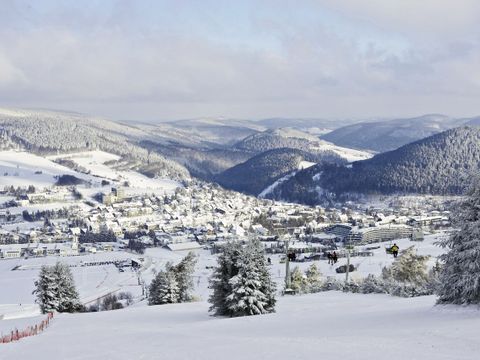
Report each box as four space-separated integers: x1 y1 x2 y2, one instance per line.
0 108 189 180
256 118 357 135
320 114 470 152
234 128 372 162
163 118 265 146
212 128 372 195
269 126 480 204
214 148 345 196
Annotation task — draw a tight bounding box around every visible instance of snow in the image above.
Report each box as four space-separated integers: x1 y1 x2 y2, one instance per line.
166 242 203 251
0 233 468 359
298 161 316 170
0 251 142 305
0 151 93 188
1 291 480 360
311 140 373 162
48 150 181 195
259 172 297 198
48 150 121 180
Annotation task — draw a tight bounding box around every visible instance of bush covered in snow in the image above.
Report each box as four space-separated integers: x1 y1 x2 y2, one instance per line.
288 246 436 298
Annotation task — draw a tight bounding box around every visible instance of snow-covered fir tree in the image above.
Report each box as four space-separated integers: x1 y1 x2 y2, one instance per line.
209 241 243 315
172 251 197 302
437 185 480 304
226 255 268 316
148 268 179 305
247 240 276 313
54 263 81 312
33 263 81 313
33 265 58 314
209 240 275 317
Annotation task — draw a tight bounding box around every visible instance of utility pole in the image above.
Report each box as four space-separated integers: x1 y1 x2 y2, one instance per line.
345 240 352 284
285 238 291 290
345 245 351 283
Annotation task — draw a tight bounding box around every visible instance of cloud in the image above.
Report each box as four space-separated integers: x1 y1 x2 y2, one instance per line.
315 0 480 39
0 1 479 120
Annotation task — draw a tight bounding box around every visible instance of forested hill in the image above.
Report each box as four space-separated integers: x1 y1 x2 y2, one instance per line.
214 148 345 196
268 126 480 204
0 108 189 180
233 128 316 153
320 114 466 152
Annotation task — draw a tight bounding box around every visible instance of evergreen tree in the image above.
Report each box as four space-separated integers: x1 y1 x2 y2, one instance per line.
209 240 275 317
33 263 80 313
209 242 243 315
437 185 480 304
54 263 81 312
172 251 197 302
305 263 323 293
33 265 58 314
148 269 179 305
246 240 276 313
226 244 270 316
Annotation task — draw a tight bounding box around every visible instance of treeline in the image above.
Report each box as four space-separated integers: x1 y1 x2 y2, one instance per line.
22 208 70 222
79 231 116 243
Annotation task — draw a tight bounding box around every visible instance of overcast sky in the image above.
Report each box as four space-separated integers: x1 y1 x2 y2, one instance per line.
1 0 480 121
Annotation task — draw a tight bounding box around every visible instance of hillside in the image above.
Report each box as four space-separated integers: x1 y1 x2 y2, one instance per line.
234 128 371 162
163 118 265 145
268 127 480 204
257 117 358 135
214 148 344 195
321 114 467 152
1 292 479 360
139 125 370 181
0 108 189 180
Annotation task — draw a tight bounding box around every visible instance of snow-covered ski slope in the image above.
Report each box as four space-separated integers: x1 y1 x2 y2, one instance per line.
2 291 480 360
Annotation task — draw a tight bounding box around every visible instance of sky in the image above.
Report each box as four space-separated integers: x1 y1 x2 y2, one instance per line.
1 0 480 121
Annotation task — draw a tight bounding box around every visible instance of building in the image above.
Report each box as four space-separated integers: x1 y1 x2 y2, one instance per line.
324 224 353 239
347 225 413 244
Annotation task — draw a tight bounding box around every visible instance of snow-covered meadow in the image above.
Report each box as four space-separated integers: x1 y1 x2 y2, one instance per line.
0 151 94 188
48 150 181 196
1 291 480 360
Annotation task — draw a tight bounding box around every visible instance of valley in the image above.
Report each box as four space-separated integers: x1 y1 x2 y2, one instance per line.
0 107 476 359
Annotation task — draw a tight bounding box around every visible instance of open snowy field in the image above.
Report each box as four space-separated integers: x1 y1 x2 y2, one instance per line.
1 291 480 360
48 150 181 195
0 150 95 188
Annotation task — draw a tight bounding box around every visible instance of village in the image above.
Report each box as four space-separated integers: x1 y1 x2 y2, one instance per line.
0 177 453 261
